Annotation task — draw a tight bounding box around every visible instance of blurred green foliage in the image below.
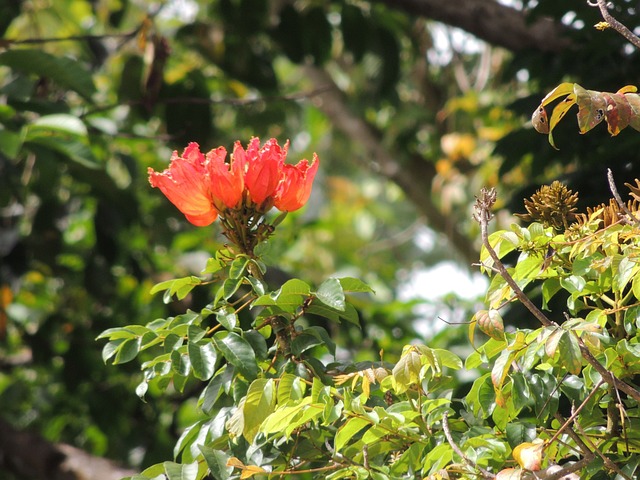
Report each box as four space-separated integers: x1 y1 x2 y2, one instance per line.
3 0 640 475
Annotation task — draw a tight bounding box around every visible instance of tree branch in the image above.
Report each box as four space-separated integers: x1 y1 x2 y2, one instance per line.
590 0 640 50
373 0 571 52
0 419 136 480
303 65 478 266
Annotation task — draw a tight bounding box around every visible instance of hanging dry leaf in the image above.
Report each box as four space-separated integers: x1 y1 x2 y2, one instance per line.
532 83 640 148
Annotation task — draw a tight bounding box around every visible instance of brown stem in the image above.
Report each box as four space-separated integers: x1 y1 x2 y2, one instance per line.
607 168 638 225
573 419 632 480
590 0 640 49
442 412 495 479
474 187 640 402
548 379 604 446
473 188 553 327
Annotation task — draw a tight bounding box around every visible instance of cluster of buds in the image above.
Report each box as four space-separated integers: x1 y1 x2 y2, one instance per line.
148 137 319 254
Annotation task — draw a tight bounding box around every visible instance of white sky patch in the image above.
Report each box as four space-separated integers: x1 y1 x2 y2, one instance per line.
159 0 199 23
400 261 487 301
427 23 484 66
398 260 488 339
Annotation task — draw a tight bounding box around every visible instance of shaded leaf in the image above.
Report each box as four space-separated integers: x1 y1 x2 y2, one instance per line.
0 49 96 100
199 446 232 480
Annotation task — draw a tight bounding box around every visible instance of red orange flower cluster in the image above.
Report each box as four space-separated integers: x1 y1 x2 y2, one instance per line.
148 138 319 227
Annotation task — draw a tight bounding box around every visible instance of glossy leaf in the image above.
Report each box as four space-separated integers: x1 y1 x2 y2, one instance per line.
188 340 217 381
214 332 259 380
199 446 233 480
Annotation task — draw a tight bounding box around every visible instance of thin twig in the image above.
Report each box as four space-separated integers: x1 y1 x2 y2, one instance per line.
473 188 553 327
573 419 632 480
544 456 594 480
607 168 639 224
589 0 640 49
442 412 495 479
474 187 640 404
81 86 332 117
2 31 139 46
552 412 591 456
548 379 604 445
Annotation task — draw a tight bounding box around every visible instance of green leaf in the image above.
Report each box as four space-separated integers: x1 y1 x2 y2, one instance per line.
102 339 124 363
261 398 312 435
392 347 421 393
31 114 88 136
560 275 586 296
163 461 199 480
214 332 258 380
338 277 374 293
199 446 232 480
541 278 562 309
316 278 346 311
491 349 514 390
304 326 336 357
247 276 266 296
150 276 202 298
216 307 237 331
277 373 305 405
334 416 370 452
506 421 536 448
187 325 205 343
114 337 142 364
243 378 276 442
558 332 582 374
200 366 232 414
279 279 311 296
613 255 638 293
0 49 96 100
25 134 100 170
222 276 244 300
188 340 217 381
433 348 463 370
229 256 250 279
202 257 223 275
291 333 324 356
171 348 191 376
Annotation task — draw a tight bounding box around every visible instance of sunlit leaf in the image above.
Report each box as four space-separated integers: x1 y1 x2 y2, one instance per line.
316 277 346 311
476 309 505 341
512 440 545 471
243 378 275 442
334 416 370 451
163 461 199 480
214 332 258 380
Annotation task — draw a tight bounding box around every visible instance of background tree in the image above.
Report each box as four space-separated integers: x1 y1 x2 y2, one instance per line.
1 0 639 477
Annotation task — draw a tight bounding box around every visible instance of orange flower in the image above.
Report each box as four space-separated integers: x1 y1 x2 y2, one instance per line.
238 138 286 207
206 146 243 210
149 138 320 226
148 143 218 226
274 154 320 212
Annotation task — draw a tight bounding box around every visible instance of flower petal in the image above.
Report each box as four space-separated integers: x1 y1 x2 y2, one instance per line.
274 153 319 212
206 147 243 209
148 143 218 225
244 138 286 205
